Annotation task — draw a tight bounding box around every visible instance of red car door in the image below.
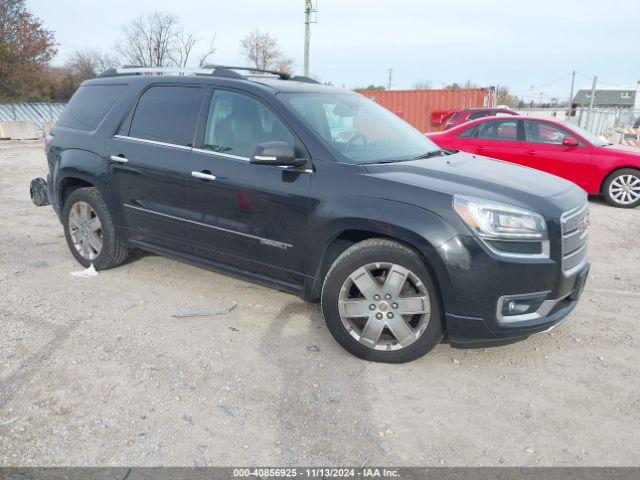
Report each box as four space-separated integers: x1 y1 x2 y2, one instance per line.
460 118 523 164
521 120 593 190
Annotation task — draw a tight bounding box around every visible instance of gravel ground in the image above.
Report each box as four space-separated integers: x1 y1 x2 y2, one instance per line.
1 140 639 467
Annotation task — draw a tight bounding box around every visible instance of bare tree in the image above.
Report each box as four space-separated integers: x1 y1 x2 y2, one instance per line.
413 80 432 89
65 49 120 79
115 13 179 67
115 12 217 69
240 29 293 72
198 34 217 67
169 29 197 68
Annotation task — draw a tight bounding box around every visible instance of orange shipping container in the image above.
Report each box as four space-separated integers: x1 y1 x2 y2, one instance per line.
357 88 495 133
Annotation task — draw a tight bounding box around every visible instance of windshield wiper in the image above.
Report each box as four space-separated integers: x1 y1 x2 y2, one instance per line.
363 149 444 165
413 149 443 160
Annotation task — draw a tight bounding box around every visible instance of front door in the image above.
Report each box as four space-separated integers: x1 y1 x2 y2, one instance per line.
521 120 593 189
110 85 203 251
185 89 312 287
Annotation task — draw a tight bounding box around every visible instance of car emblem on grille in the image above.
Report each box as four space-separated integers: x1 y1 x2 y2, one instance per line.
578 215 589 235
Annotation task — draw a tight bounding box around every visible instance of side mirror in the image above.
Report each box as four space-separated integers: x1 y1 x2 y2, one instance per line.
250 141 305 167
562 137 579 147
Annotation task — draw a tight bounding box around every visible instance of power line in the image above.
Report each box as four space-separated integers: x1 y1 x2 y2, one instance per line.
510 72 573 95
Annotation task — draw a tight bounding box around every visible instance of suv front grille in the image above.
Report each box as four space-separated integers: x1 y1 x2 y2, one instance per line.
561 203 589 274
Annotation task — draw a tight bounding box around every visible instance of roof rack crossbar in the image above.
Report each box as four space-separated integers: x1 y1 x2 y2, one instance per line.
203 65 291 80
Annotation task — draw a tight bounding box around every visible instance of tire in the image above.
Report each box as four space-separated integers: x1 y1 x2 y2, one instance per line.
602 168 640 208
62 187 129 270
321 238 443 363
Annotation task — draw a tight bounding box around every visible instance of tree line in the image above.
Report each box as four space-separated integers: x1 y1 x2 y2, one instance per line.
0 0 294 102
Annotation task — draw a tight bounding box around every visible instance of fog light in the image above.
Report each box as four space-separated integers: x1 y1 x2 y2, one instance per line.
498 293 549 322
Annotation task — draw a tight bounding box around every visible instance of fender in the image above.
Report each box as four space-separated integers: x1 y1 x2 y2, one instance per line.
306 194 461 314
54 148 113 211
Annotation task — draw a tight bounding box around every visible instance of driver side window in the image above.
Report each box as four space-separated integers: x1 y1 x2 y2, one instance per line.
524 121 574 145
203 90 294 158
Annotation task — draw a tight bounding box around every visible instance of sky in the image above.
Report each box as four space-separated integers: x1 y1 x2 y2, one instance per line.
28 0 640 102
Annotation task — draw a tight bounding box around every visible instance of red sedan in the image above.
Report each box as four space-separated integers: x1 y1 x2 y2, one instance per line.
427 116 640 208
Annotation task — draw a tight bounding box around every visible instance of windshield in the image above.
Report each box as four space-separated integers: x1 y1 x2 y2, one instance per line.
281 92 441 164
562 121 609 146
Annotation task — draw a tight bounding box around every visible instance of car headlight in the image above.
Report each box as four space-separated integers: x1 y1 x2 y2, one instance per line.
453 195 547 240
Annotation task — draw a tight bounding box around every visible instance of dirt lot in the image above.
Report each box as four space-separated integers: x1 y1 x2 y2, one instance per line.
1 140 639 467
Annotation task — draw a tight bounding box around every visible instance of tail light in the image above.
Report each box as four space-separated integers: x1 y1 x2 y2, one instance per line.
44 134 53 151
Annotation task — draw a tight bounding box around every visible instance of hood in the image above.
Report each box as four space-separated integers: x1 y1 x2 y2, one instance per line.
363 151 586 218
601 144 640 157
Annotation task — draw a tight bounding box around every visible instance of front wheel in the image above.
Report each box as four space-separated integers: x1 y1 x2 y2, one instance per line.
602 168 640 208
321 239 443 363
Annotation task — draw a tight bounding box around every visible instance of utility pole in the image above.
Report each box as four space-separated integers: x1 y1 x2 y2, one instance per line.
387 68 393 90
568 70 576 111
303 0 316 77
587 75 598 130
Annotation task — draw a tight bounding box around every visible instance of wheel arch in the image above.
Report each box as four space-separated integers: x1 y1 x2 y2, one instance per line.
54 148 112 210
305 223 457 320
599 165 640 194
58 176 95 209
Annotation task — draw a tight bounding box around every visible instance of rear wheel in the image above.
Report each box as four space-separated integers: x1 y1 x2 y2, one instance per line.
321 239 443 363
62 187 129 269
602 168 640 208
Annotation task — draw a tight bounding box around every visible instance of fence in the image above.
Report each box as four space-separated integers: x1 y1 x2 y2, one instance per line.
569 108 640 137
0 102 66 130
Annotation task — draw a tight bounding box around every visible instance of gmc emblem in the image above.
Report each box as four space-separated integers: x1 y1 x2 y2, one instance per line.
578 215 590 235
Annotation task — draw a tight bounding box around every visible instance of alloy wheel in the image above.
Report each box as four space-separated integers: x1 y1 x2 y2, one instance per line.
68 201 102 260
609 174 640 205
337 262 431 351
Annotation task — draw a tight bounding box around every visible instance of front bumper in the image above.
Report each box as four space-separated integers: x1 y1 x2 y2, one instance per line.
438 232 590 349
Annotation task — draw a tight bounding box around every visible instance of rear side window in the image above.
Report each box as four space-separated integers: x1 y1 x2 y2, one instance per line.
129 86 201 146
57 84 126 131
457 125 478 138
477 120 518 141
468 111 488 120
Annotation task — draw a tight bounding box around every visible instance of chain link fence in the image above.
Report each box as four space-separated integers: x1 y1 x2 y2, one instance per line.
0 102 66 130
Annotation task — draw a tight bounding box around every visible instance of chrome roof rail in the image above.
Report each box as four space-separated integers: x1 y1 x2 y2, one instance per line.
97 65 320 84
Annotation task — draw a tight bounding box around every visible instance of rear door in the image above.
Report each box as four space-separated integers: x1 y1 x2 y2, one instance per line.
110 85 203 251
460 118 523 164
521 120 593 188
184 88 312 286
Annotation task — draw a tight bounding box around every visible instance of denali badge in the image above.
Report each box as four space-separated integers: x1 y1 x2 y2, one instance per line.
578 215 590 235
260 238 291 250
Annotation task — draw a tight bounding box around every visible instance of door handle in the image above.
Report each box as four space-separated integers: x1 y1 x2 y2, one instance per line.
110 155 128 163
527 149 537 155
475 146 486 151
192 171 216 181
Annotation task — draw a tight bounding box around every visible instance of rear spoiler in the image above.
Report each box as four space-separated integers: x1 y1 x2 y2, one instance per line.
431 110 456 126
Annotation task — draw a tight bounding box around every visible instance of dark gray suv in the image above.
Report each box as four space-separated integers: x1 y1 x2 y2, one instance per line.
31 66 590 363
